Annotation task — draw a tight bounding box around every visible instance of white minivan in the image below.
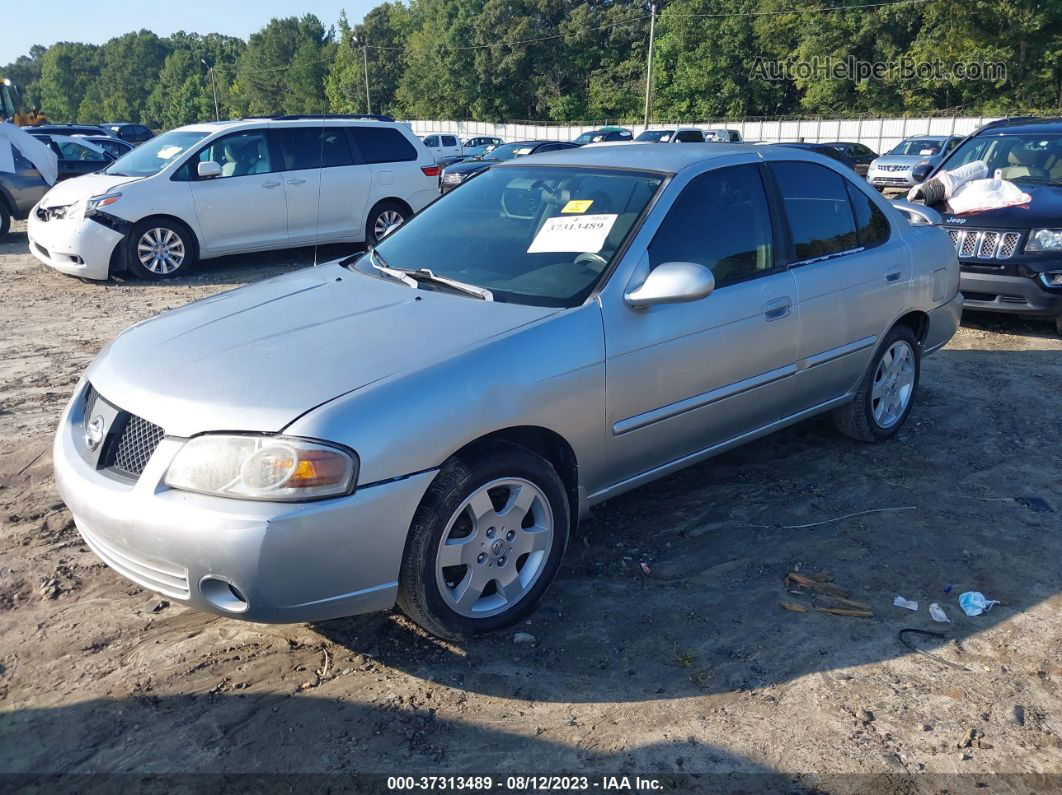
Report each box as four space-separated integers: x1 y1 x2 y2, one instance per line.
27 118 440 280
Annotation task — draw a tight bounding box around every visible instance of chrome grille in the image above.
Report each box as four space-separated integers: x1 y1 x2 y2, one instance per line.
111 414 165 477
946 229 1022 260
84 384 99 420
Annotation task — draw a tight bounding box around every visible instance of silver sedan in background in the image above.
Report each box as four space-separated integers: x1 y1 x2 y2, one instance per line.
54 144 962 639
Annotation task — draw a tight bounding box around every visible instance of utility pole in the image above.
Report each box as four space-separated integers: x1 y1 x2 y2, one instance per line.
643 4 657 128
352 35 371 114
201 59 219 121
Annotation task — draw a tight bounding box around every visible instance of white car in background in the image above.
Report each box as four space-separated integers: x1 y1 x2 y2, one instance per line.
27 118 440 280
421 132 463 161
634 128 708 143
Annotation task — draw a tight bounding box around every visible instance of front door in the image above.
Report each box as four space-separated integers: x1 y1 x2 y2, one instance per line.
602 163 799 487
188 130 288 253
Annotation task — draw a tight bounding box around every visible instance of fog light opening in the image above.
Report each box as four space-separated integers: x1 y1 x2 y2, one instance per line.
200 576 249 613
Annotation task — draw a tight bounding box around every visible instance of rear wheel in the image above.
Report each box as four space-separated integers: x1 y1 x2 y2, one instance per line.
365 201 409 247
0 203 10 240
126 219 196 280
1055 315 1062 337
397 442 569 640
833 325 920 442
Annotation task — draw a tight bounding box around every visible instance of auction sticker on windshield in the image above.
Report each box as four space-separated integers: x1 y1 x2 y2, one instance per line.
561 199 593 213
527 214 617 254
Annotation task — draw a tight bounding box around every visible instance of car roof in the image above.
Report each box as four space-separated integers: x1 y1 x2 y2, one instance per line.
498 142 770 173
174 118 411 134
975 117 1062 135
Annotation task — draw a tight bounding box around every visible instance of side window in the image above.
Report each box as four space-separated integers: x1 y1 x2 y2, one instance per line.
771 161 858 261
845 182 890 249
944 138 960 153
648 164 774 286
60 142 108 162
351 127 418 164
676 130 704 143
275 127 354 170
423 135 438 147
442 135 458 147
197 131 274 178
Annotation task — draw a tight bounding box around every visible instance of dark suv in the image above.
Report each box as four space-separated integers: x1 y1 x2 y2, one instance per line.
0 148 51 239
99 123 155 144
915 118 1062 335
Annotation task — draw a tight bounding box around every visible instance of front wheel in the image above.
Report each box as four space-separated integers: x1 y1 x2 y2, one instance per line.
833 325 921 442
126 219 196 279
397 442 569 640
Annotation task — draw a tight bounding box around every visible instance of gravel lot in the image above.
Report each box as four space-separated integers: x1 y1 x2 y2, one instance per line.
1 219 1060 790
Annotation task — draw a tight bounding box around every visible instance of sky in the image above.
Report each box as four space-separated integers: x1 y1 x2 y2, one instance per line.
1 0 380 64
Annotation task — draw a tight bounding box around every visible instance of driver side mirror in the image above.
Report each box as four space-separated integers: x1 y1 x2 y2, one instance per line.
911 163 933 183
625 261 715 308
198 160 222 179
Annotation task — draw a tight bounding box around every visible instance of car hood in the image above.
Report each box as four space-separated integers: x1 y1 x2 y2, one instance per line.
37 171 141 207
86 262 558 437
873 155 928 168
940 180 1061 231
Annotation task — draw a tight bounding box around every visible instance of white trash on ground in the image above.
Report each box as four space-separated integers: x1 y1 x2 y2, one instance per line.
929 603 951 623
894 595 919 611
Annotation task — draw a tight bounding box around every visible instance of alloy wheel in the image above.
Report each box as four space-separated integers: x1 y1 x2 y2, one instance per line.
434 478 554 618
374 210 405 240
871 340 915 428
137 227 186 275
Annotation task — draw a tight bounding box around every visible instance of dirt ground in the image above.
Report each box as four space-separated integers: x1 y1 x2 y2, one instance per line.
1 218 1060 791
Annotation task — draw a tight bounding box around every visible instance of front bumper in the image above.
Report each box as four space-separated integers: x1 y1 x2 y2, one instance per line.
960 270 1062 317
868 171 914 189
54 382 437 623
27 209 123 280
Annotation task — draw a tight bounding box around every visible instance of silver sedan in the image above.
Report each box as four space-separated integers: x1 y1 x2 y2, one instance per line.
54 144 962 639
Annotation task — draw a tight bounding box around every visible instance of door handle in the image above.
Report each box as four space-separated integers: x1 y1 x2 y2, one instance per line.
287 177 306 185
763 297 792 321
261 180 281 188
886 269 902 283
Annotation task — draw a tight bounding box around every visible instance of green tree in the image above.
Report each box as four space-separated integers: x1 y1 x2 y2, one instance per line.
234 15 333 116
328 5 411 115
39 42 101 121
1 44 47 110
97 30 171 122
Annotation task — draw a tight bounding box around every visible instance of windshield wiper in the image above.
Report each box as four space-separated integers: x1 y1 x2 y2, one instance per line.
368 250 493 300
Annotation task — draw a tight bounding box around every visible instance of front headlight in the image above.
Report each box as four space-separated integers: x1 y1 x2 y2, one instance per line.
1039 270 1062 288
164 434 358 501
1026 229 1062 252
85 192 122 216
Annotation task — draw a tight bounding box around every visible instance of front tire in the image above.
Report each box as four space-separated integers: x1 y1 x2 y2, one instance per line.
126 219 196 280
397 441 570 640
833 325 920 442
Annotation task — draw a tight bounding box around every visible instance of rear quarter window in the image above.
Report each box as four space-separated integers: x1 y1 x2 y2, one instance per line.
354 127 418 164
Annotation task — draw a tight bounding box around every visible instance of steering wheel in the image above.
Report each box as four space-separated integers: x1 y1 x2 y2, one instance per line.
575 252 608 269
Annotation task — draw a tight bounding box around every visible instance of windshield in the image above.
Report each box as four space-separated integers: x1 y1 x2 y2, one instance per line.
938 133 1062 182
889 139 943 156
484 143 536 161
574 132 605 145
355 165 663 307
636 130 673 142
104 130 208 177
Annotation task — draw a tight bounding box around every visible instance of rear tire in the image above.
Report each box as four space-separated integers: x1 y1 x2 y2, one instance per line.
0 203 11 240
1055 315 1062 337
833 325 920 442
126 218 196 280
365 200 410 247
397 441 569 640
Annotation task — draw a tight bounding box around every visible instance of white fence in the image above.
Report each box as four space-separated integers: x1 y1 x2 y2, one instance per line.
407 115 1001 154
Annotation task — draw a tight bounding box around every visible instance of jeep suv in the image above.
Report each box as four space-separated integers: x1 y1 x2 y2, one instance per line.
914 118 1062 335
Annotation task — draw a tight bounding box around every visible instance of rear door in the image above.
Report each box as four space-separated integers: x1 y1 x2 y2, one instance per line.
350 125 432 216
53 139 111 180
769 160 904 413
439 134 462 159
602 162 799 483
187 129 289 253
273 125 369 245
